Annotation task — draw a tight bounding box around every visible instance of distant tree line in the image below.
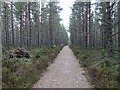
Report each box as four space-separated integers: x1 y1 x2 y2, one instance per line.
1 0 68 49
70 1 120 59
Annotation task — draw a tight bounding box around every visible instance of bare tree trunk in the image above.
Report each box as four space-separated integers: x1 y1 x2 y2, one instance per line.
4 2 9 47
106 2 113 58
28 2 32 48
49 3 53 46
37 2 41 46
82 6 85 47
37 15 40 46
118 2 120 49
85 3 88 47
88 2 91 47
25 2 29 48
0 2 2 88
19 2 23 47
11 1 14 46
101 2 107 48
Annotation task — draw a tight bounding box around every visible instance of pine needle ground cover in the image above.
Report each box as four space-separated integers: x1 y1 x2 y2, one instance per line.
2 45 63 88
70 45 119 88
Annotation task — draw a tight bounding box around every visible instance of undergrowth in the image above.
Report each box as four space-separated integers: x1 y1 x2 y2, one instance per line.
2 45 63 88
70 45 119 88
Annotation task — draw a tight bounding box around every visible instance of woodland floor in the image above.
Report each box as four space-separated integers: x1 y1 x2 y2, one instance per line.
32 46 92 88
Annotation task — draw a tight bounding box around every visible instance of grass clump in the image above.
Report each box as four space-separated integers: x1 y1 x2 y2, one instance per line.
2 45 63 88
70 45 119 88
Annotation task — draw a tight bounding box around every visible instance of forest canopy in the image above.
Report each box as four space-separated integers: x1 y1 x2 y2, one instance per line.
1 0 68 49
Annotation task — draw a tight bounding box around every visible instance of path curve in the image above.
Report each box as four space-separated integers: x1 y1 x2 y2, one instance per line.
32 46 92 88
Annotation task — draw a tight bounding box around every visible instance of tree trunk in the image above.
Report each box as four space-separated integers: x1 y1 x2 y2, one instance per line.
49 3 53 46
88 2 91 47
19 2 23 47
4 2 9 47
85 3 89 47
106 2 113 58
101 2 107 48
11 1 14 46
25 2 29 48
28 2 32 48
118 2 120 49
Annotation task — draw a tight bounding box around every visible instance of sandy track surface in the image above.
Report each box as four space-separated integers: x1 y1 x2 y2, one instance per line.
32 46 92 88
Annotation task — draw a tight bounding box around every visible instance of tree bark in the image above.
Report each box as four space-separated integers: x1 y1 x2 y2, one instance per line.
28 2 32 48
11 1 14 45
19 2 23 47
106 2 113 58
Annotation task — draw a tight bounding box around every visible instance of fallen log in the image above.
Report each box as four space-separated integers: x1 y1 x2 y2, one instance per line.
8 48 30 59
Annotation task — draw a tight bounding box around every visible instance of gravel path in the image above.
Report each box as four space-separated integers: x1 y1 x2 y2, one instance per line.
32 46 92 88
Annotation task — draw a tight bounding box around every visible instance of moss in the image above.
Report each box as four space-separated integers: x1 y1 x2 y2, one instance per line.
2 45 63 88
70 45 119 88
